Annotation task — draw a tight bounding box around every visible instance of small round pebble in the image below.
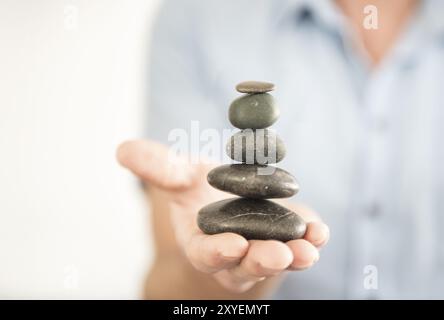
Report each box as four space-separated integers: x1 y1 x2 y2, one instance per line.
236 81 275 93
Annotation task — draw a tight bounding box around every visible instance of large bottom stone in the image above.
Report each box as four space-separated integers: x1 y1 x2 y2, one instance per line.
197 198 306 242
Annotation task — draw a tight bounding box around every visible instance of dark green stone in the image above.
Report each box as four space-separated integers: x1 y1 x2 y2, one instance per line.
229 93 279 129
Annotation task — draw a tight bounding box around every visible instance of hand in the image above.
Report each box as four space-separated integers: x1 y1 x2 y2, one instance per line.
117 139 330 293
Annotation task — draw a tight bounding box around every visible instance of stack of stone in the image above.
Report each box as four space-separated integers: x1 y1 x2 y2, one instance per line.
197 81 306 242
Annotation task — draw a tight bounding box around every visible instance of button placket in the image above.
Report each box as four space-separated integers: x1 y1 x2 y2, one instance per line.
350 70 395 299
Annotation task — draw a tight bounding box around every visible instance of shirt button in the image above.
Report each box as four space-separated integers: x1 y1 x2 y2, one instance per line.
367 203 381 218
373 118 388 132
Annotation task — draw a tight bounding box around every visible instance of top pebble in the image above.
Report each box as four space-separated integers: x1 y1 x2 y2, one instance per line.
236 81 275 94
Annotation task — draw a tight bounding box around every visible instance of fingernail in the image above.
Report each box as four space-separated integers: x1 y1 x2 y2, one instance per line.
312 224 330 247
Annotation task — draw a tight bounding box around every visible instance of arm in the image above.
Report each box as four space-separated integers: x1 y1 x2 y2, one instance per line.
117 140 329 299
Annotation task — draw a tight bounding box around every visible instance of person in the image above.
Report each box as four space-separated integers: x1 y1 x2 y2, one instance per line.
117 0 444 299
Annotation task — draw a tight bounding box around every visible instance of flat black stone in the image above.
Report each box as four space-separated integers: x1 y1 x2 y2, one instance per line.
236 81 275 93
226 129 286 164
229 93 279 129
197 198 306 242
207 164 299 199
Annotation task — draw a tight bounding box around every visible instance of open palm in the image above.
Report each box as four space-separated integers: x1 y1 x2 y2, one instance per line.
117 139 329 292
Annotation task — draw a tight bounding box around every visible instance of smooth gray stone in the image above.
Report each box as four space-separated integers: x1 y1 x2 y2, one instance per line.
229 93 279 129
207 164 299 199
236 81 275 93
198 198 306 242
226 129 286 164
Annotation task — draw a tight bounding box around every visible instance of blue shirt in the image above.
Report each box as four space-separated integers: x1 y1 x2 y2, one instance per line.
147 0 444 299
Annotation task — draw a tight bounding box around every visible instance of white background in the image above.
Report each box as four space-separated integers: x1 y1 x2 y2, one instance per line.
0 0 161 298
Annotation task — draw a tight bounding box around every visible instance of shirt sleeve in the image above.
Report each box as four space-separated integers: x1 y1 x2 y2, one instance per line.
146 0 229 146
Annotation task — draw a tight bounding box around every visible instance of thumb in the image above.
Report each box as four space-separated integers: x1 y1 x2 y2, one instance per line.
116 139 197 190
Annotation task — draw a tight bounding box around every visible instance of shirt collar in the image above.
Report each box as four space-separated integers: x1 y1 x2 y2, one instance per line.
276 0 344 32
278 0 444 37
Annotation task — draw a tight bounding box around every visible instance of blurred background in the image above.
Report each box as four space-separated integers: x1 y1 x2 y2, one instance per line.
0 0 161 298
